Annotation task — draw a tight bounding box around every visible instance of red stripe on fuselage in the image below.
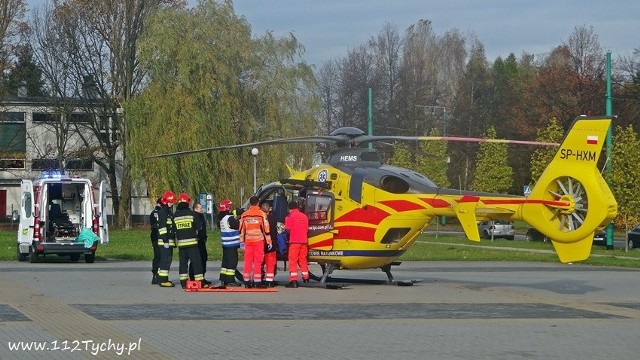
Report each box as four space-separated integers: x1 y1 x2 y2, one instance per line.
335 206 389 225
379 200 425 212
334 226 376 242
458 195 480 203
420 198 451 208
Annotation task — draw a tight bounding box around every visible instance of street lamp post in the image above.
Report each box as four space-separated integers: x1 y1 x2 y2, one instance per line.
251 148 259 193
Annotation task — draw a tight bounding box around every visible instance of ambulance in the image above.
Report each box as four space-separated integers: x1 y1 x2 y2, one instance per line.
16 175 109 263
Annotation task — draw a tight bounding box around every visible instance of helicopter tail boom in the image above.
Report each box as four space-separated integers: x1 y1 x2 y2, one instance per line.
521 116 617 263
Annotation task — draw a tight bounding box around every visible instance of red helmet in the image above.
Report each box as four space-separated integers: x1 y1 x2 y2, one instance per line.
161 191 176 205
219 199 232 212
177 192 191 204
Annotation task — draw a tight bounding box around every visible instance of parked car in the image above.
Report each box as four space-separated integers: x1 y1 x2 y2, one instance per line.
525 227 549 242
624 225 639 249
478 220 515 240
527 227 635 249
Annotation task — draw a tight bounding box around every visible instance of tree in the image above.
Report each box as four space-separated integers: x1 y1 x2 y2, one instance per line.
4 45 45 96
0 0 26 77
416 128 449 187
387 141 413 169
610 125 640 231
529 116 564 183
127 0 317 202
470 126 513 193
31 0 182 227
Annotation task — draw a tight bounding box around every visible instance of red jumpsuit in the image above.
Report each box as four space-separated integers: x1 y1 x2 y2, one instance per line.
285 208 309 282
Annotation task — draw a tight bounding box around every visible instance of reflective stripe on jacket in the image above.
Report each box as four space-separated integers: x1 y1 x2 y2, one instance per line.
174 205 199 247
240 206 271 244
220 214 240 248
157 205 176 247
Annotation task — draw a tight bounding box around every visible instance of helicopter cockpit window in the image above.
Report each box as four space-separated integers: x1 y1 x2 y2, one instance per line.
304 194 333 225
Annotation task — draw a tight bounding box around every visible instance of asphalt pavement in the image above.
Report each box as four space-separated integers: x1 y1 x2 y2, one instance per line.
1 259 639 359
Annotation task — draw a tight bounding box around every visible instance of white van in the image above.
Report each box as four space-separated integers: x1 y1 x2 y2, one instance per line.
17 176 109 263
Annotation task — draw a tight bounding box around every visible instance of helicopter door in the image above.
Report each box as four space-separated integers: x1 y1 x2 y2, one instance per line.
303 191 335 239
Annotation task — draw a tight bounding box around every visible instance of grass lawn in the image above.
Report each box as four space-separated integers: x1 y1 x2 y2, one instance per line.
1 227 639 269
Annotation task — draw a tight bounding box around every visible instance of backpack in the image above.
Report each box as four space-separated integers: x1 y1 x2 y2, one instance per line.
276 222 287 255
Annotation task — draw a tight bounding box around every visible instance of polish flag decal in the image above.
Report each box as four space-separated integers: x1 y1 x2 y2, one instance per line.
586 135 598 145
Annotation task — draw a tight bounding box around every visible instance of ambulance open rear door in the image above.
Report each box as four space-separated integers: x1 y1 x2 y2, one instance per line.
18 180 34 255
98 181 109 244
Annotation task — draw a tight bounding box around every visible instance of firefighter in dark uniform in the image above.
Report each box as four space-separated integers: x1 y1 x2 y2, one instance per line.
150 197 162 285
189 201 211 285
157 191 177 288
218 199 241 286
174 193 208 289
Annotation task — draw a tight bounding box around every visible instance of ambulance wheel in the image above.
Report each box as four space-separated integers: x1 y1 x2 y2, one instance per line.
29 246 39 263
69 254 81 262
85 253 95 263
17 245 27 262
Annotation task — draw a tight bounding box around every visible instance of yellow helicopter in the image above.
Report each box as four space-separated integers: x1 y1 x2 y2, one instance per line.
150 116 617 284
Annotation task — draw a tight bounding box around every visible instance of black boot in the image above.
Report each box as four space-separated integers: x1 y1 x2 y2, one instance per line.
180 280 187 289
244 281 254 289
285 281 298 288
151 273 159 285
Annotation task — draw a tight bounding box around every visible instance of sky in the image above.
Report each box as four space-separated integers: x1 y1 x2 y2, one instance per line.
26 0 639 66
231 0 640 66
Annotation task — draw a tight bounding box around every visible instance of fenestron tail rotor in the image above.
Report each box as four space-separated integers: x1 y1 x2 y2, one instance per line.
522 117 617 263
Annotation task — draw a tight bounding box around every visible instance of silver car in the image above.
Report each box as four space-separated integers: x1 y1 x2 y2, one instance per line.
478 220 515 240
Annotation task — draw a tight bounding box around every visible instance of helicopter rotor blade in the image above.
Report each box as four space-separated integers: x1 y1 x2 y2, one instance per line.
353 135 559 147
147 135 349 159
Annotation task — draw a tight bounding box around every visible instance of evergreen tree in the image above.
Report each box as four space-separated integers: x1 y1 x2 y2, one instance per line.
5 46 46 96
529 116 564 183
470 126 513 193
387 141 413 169
416 128 450 187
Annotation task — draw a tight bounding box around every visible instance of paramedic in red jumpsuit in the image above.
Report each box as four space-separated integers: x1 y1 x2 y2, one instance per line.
284 201 309 288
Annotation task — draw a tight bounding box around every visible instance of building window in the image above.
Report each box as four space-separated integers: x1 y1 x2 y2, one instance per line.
32 113 60 123
32 158 60 171
0 123 26 152
69 113 93 123
66 159 93 170
0 159 25 169
0 112 25 122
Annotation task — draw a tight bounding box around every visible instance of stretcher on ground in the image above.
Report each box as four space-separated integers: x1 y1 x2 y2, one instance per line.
183 280 278 292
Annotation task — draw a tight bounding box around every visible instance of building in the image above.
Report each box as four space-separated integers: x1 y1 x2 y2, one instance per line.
0 95 152 224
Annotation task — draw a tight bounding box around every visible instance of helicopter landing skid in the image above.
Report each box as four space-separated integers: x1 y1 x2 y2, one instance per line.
381 263 421 286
